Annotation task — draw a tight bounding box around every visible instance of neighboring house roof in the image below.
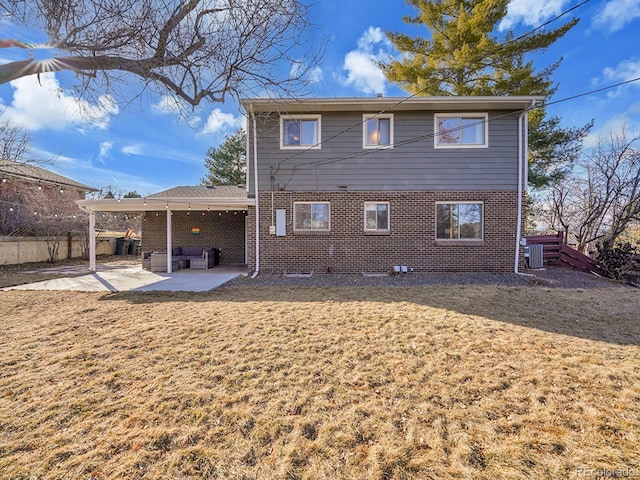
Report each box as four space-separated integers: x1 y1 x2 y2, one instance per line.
148 185 247 199
0 158 97 192
77 185 253 212
242 95 544 113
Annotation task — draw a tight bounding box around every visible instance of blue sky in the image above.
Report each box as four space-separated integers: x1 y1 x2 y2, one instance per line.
1 0 639 196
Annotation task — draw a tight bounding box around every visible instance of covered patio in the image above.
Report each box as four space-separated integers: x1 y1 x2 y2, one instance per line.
77 186 254 273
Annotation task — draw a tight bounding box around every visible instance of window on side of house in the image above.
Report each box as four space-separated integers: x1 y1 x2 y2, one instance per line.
294 202 330 231
434 113 488 148
364 202 390 232
436 202 483 240
363 114 393 148
281 115 321 149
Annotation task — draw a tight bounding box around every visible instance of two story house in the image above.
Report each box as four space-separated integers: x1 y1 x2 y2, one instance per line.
242 96 542 274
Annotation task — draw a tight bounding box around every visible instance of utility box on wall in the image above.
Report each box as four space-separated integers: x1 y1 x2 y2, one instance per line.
276 209 286 236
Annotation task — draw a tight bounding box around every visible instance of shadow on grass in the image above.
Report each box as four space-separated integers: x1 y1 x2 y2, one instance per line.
97 282 640 347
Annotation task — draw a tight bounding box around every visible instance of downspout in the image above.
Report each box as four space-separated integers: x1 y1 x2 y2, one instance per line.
244 113 251 266
514 102 536 276
250 104 260 278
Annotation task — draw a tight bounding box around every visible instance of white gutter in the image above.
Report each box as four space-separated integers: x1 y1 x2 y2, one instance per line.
77 197 252 212
241 96 546 113
514 102 536 277
250 103 260 278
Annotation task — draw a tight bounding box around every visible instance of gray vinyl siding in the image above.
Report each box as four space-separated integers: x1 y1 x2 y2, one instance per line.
249 110 521 193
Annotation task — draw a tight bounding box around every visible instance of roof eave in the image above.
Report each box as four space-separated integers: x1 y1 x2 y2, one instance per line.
77 197 255 213
241 96 544 113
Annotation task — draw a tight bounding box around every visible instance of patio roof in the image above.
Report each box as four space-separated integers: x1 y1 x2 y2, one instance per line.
78 185 253 273
77 185 253 212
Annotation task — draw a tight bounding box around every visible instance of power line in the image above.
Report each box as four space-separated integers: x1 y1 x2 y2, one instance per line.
267 0 592 177
277 75 640 179
545 76 640 106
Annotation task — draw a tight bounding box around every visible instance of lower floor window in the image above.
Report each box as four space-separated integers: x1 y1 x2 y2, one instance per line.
436 202 483 240
364 202 389 231
294 202 330 231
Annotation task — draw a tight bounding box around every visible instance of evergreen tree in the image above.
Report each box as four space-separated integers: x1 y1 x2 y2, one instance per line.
382 0 591 187
200 129 246 186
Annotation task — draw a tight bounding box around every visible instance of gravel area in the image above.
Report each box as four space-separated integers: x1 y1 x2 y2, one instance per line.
224 267 626 289
2 256 631 290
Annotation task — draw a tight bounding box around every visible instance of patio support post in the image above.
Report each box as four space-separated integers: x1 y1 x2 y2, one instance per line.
89 211 96 272
166 208 172 273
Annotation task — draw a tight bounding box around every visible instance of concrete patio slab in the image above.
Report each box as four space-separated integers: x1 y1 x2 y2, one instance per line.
2 265 246 292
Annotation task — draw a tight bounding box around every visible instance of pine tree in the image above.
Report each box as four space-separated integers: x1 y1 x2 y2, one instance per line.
200 129 246 186
382 0 591 187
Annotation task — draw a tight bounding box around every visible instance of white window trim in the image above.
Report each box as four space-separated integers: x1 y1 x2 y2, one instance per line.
435 201 484 241
293 201 331 231
280 114 322 150
363 114 394 149
364 201 390 232
434 113 488 149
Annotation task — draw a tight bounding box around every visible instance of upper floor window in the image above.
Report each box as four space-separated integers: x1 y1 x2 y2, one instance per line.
281 115 321 149
294 202 330 231
436 202 483 240
434 113 488 148
363 114 393 148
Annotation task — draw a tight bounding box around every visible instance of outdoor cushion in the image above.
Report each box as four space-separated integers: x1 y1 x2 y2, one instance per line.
182 247 202 257
172 246 182 256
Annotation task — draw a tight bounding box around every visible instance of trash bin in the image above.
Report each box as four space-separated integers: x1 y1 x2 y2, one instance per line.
116 237 130 255
129 238 141 255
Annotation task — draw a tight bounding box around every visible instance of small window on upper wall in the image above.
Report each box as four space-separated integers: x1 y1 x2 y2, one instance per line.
363 114 393 148
364 202 390 232
434 113 488 148
281 115 321 149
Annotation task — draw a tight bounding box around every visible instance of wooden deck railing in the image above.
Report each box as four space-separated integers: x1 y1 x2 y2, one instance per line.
524 231 603 275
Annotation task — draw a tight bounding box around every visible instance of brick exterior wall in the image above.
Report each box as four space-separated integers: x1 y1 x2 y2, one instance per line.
247 191 522 274
142 210 246 264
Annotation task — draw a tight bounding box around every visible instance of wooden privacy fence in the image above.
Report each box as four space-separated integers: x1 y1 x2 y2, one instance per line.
524 231 603 275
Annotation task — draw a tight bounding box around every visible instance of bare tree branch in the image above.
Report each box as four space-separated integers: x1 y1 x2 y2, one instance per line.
543 128 640 253
1 0 320 107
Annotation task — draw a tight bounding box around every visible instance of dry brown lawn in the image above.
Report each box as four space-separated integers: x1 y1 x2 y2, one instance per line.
0 285 639 479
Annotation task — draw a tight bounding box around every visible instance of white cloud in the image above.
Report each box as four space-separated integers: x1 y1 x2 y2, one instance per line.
499 0 569 30
308 66 323 83
338 27 394 95
121 144 144 156
358 26 386 49
150 94 202 128
583 114 640 148
98 141 113 164
201 108 242 135
592 58 640 97
0 73 118 131
151 95 183 114
593 0 640 32
603 58 640 82
290 62 323 84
